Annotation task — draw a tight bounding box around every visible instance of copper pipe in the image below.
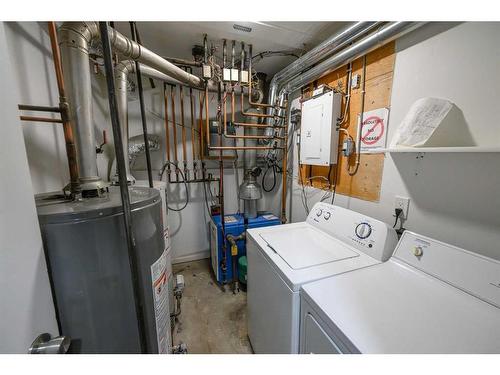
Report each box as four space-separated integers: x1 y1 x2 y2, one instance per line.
199 91 204 161
209 146 284 150
170 85 179 178
223 88 227 136
165 56 202 67
163 83 172 176
179 85 188 175
240 90 285 119
222 81 285 140
224 134 285 140
231 89 235 122
20 116 63 123
206 81 285 151
189 86 196 162
205 86 210 154
246 44 285 110
281 100 289 223
229 88 284 129
18 104 60 113
232 122 285 129
48 21 79 195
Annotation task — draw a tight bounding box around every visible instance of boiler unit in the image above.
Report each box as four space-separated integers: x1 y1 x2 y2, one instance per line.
210 213 281 284
36 186 171 354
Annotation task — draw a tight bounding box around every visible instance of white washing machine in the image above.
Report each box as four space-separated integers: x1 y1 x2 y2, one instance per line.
300 231 500 353
246 202 398 353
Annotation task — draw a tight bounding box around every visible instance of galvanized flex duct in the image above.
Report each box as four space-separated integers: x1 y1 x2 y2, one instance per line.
266 22 381 122
266 22 424 141
114 60 218 184
283 22 423 94
58 22 205 193
114 60 182 184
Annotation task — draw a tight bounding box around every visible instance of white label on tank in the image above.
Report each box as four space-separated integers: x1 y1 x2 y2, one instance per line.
151 249 171 354
224 215 238 223
262 214 278 220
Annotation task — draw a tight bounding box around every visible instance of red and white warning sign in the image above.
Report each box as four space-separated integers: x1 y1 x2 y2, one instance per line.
360 108 390 153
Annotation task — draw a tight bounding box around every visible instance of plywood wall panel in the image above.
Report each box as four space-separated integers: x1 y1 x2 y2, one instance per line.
299 41 395 202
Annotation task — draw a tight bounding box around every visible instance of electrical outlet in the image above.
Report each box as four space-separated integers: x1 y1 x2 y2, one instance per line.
351 74 361 89
394 196 410 219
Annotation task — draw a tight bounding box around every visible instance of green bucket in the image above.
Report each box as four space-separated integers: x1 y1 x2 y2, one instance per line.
238 256 247 285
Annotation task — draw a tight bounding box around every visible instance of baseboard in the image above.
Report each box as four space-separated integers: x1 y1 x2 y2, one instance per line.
172 250 210 265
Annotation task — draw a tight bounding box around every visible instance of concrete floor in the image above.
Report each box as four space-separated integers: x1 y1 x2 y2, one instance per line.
172 259 253 354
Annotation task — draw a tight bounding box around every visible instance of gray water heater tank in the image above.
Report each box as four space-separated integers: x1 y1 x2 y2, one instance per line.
36 186 170 354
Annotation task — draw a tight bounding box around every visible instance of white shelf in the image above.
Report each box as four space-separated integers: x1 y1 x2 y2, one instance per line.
382 146 500 153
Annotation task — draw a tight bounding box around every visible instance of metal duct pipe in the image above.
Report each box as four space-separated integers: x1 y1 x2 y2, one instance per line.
263 22 382 140
165 56 202 67
59 22 104 193
283 22 423 93
108 27 205 89
267 22 381 111
114 61 182 184
58 21 206 193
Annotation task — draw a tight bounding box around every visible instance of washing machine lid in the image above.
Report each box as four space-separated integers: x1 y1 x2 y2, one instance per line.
301 231 500 353
259 225 359 270
302 259 500 354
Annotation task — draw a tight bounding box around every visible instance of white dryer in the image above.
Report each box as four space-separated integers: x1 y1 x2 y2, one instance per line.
246 202 398 353
300 231 500 353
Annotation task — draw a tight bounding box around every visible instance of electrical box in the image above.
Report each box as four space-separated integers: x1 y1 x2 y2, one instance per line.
240 70 249 83
230 68 239 82
300 91 341 166
223 68 231 82
202 64 212 79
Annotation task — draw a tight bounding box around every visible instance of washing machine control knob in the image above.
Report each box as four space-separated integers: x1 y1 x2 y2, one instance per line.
316 208 323 217
413 246 423 257
355 223 372 239
324 211 331 220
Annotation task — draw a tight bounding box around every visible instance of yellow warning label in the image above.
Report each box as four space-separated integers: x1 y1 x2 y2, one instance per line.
231 244 238 256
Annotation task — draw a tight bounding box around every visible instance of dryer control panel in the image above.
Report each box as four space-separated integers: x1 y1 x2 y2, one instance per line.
394 231 500 308
307 202 398 262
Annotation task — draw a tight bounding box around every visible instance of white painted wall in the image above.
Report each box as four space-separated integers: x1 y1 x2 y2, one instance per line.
4 22 112 190
289 22 500 261
0 23 58 353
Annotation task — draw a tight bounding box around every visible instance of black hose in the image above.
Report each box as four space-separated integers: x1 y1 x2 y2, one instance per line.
262 164 277 192
130 22 153 188
159 161 189 212
99 22 148 354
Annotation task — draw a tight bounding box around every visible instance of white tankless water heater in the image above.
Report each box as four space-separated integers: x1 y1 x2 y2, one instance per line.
300 90 342 166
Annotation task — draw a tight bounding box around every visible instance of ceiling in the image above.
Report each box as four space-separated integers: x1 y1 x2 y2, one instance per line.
114 21 349 78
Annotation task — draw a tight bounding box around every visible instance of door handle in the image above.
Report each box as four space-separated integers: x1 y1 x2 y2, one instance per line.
28 333 71 354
